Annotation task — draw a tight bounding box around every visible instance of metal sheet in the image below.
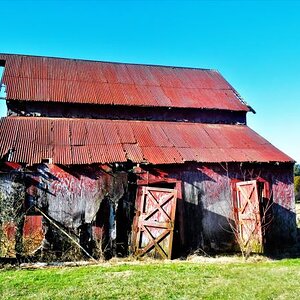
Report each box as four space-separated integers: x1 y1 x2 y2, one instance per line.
141 146 167 164
23 215 44 255
0 117 294 165
53 145 72 165
72 145 92 164
130 122 156 147
122 143 144 162
70 121 87 146
0 53 250 111
115 123 136 144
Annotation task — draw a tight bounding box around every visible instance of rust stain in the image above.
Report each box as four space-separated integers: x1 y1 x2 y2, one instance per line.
23 215 44 255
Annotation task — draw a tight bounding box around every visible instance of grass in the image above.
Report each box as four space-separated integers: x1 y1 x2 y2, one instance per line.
1 258 300 299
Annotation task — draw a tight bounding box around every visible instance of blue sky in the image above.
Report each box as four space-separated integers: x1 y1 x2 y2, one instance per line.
0 0 299 162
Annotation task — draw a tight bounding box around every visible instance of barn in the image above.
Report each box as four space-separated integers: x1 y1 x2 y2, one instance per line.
0 53 296 260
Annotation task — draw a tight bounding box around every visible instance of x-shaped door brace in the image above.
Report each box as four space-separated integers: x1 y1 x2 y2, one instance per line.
238 185 258 215
143 191 174 221
139 224 170 259
240 223 262 247
134 187 177 259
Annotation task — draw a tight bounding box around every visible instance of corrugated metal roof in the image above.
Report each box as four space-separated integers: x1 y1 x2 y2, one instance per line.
0 53 250 111
0 117 293 165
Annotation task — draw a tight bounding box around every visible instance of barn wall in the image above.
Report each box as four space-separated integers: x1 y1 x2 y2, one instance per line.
0 163 132 260
0 170 25 258
0 161 296 259
263 165 296 251
33 164 131 259
140 162 296 255
33 164 127 227
178 166 235 253
139 164 236 254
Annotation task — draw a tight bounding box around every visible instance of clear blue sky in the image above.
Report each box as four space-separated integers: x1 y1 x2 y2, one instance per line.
0 0 299 162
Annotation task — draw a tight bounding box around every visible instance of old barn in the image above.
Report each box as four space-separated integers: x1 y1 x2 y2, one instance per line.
0 54 296 260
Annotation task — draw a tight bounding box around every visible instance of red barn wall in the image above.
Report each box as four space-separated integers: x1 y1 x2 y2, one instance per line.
140 162 296 254
0 162 296 259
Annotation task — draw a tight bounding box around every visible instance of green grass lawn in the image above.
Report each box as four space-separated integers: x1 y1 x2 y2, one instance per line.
1 258 300 299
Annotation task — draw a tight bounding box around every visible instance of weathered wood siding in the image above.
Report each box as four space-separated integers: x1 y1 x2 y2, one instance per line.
0 164 131 259
140 162 296 254
0 171 25 257
0 162 296 259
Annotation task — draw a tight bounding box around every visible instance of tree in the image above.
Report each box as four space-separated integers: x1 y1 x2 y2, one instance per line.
294 164 300 202
294 164 300 177
295 176 300 202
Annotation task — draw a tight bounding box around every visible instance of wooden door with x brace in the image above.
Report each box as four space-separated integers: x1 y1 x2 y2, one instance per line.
234 180 270 253
132 186 177 259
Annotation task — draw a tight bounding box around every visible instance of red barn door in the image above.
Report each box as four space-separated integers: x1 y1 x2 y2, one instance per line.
133 186 177 259
235 180 263 253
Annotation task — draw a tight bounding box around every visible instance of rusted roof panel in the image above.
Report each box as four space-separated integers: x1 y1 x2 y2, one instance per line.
146 124 173 148
0 117 293 165
130 122 156 147
0 53 250 111
0 118 19 155
52 119 70 146
72 146 92 164
122 144 144 163
176 147 198 162
13 119 36 164
54 146 72 165
161 147 183 163
98 144 126 163
141 147 168 164
115 123 136 144
70 121 87 146
101 123 120 145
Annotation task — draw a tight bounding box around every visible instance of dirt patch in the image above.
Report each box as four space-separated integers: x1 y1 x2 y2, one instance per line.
186 254 271 264
108 270 134 278
1 254 274 270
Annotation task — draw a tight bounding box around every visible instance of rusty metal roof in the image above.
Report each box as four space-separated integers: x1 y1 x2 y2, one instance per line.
0 117 293 165
0 53 250 111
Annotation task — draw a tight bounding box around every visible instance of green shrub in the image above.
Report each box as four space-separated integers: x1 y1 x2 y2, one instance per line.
295 176 300 202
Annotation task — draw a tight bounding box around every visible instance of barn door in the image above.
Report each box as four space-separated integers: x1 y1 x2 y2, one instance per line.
133 186 177 259
235 180 263 253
